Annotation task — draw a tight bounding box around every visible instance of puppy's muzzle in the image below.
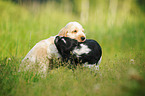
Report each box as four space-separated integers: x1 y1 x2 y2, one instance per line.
81 37 86 42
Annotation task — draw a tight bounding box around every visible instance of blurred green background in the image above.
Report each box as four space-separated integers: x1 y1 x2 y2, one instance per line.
0 0 145 58
0 0 145 96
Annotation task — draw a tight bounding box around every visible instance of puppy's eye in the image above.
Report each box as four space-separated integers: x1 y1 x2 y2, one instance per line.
73 30 77 33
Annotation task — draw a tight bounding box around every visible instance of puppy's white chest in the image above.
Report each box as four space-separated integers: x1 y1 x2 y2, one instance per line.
73 44 91 56
47 44 61 59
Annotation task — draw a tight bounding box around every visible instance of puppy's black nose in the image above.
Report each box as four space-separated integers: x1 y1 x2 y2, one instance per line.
81 37 85 41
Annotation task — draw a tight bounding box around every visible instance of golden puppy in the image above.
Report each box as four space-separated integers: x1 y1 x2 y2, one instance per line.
19 22 86 75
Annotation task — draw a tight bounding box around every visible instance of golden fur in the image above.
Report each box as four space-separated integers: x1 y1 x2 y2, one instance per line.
58 22 86 42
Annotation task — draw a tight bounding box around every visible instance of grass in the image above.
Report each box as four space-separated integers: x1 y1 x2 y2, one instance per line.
0 0 145 96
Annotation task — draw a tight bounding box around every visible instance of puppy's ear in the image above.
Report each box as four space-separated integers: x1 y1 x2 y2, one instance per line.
72 39 79 46
58 27 68 37
55 36 60 44
74 39 78 46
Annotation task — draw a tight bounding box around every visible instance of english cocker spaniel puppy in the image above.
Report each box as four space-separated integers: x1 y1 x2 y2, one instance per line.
54 36 102 70
19 22 86 75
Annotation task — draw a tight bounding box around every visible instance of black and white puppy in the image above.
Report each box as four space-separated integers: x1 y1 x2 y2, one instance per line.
54 36 102 70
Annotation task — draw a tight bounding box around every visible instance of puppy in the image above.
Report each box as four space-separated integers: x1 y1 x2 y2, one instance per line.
54 36 102 70
19 22 86 75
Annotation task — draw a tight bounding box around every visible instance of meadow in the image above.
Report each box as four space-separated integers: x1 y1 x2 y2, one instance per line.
0 0 145 96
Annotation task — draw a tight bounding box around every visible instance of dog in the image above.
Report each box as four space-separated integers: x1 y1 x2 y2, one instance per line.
54 36 102 70
19 22 86 75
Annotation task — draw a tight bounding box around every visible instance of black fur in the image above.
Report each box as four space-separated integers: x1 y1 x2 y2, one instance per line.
54 36 102 65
